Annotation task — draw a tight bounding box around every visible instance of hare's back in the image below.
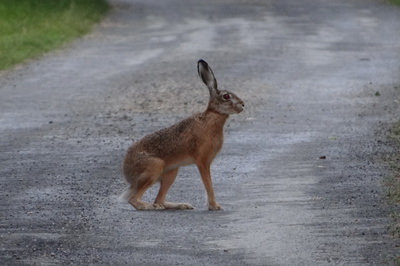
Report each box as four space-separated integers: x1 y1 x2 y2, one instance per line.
134 116 200 157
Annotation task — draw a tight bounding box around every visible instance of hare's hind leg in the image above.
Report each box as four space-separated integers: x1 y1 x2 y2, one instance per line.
154 169 194 210
127 158 166 211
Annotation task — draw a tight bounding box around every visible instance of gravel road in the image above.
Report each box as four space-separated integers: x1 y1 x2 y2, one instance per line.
1 0 400 265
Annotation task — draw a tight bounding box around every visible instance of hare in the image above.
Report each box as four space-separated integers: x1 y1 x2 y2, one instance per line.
122 59 244 211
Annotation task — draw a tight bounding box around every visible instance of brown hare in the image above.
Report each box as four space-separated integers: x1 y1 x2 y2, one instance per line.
122 60 244 211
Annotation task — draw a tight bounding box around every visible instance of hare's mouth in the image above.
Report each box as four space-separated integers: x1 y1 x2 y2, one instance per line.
236 105 244 113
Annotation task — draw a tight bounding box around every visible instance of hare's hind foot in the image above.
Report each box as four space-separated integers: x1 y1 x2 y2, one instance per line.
160 202 194 210
129 199 165 211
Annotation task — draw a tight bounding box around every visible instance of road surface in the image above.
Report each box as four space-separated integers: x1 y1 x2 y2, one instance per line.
1 0 400 265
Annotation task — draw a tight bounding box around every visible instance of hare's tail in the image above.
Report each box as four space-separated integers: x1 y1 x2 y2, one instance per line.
119 186 135 202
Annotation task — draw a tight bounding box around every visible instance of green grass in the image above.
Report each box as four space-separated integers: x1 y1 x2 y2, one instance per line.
387 123 400 203
386 121 400 254
388 0 400 5
0 0 109 70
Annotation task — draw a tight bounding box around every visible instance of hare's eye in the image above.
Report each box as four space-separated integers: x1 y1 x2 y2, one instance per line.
222 93 230 100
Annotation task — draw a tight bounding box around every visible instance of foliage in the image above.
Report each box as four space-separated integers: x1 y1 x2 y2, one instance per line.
0 0 109 70
386 122 400 249
388 0 400 6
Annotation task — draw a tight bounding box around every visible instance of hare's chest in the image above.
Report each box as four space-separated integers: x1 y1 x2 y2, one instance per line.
198 132 224 156
212 135 224 152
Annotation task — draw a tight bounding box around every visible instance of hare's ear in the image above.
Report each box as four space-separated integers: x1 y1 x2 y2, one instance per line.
198 59 220 94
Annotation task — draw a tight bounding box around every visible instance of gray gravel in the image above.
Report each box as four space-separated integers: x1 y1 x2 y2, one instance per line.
1 0 400 265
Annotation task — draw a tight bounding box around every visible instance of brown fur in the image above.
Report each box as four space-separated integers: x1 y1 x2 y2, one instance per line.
122 60 244 210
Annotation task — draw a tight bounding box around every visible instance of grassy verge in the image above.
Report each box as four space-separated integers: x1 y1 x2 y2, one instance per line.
0 0 109 71
388 0 400 5
386 121 400 264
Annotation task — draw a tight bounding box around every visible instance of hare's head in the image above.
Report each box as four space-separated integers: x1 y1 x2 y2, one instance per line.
198 60 244 115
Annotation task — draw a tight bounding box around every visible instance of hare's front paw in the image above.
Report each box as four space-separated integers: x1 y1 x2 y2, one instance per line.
208 203 222 211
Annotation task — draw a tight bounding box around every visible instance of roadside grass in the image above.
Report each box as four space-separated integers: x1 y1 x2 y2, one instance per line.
388 0 400 5
0 0 109 71
386 121 400 248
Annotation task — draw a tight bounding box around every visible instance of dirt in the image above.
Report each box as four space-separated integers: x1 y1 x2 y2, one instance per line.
1 0 400 265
